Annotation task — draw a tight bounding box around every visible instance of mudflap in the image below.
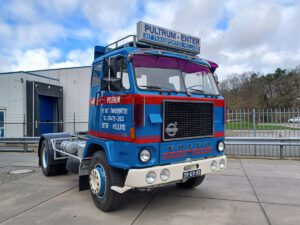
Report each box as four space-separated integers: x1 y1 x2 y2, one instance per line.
78 158 92 191
79 175 89 191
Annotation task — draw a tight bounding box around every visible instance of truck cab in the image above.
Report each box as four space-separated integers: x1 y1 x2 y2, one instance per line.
38 22 226 212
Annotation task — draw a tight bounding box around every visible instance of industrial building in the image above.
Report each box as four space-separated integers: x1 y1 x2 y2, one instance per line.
0 66 92 137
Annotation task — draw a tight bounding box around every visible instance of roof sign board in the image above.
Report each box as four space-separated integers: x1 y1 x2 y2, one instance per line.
137 21 201 54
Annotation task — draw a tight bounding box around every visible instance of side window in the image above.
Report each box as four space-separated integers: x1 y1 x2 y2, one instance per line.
104 57 131 90
117 58 130 90
91 64 101 87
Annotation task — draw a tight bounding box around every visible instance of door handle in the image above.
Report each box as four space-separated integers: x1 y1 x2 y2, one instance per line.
95 92 100 106
95 91 105 106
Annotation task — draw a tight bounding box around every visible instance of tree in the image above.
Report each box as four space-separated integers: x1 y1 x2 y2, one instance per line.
220 66 300 109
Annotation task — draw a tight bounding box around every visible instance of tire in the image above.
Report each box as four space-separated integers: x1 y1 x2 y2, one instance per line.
176 175 205 189
40 140 67 176
89 151 124 212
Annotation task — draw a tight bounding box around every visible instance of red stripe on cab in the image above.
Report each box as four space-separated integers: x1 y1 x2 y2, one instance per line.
88 130 161 143
89 94 224 107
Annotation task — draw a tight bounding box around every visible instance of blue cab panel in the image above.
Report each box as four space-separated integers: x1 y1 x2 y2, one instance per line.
84 46 225 170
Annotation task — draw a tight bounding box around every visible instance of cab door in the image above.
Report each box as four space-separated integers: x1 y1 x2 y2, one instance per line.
89 62 102 133
99 56 133 140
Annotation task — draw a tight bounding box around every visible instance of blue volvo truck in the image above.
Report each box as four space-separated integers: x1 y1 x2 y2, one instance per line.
38 22 226 211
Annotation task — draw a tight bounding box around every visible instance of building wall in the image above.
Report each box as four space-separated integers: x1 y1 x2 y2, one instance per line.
32 67 92 133
0 66 92 137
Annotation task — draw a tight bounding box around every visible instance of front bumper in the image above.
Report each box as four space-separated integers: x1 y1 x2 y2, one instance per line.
125 155 226 188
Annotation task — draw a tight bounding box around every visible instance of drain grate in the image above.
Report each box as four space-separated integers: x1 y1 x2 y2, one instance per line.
8 169 35 174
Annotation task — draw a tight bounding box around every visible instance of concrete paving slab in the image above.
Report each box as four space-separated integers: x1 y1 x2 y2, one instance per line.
241 159 300 179
160 174 257 202
0 153 37 167
211 159 245 177
250 176 300 206
262 203 300 225
0 171 77 223
2 189 156 225
1 152 300 225
133 195 269 225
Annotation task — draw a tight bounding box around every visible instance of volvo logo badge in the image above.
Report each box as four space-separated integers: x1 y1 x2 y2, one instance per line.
165 122 178 137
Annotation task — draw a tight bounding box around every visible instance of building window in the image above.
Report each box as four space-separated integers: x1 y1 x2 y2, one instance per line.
0 110 4 137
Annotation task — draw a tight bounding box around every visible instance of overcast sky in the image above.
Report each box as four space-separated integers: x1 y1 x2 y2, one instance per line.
0 0 299 79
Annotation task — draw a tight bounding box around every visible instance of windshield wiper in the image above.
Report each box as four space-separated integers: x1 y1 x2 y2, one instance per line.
139 85 178 93
189 88 205 93
189 88 218 97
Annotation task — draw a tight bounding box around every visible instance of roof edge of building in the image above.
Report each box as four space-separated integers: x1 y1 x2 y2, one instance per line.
0 65 92 75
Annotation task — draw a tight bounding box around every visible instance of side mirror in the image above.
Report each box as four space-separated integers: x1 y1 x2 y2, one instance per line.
101 77 122 92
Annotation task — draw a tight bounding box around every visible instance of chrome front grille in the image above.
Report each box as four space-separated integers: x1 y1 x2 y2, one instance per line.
163 101 214 141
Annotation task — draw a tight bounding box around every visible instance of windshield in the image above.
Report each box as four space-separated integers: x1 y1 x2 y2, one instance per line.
132 54 219 95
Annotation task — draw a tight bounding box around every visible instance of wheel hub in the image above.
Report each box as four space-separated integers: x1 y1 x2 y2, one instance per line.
89 166 105 196
90 169 101 194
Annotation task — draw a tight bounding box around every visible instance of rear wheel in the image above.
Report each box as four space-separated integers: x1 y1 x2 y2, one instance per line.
40 140 67 176
176 175 205 189
89 151 124 212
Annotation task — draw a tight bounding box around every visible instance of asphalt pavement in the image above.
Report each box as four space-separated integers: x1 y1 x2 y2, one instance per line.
0 152 300 225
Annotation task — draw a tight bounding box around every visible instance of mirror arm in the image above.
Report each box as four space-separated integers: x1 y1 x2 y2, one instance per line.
108 58 112 92
95 89 102 106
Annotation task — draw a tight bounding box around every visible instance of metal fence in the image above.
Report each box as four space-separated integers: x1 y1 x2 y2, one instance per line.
0 113 88 138
0 109 300 158
225 108 300 157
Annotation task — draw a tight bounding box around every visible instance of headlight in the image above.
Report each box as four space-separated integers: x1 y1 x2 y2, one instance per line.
139 149 151 163
219 159 226 169
217 141 225 152
210 160 218 171
146 171 156 184
160 169 170 181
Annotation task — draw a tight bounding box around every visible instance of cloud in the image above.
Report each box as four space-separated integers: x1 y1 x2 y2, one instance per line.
74 28 93 40
38 0 81 17
1 47 93 72
0 0 300 80
64 48 94 66
10 48 61 71
225 1 282 49
82 0 138 36
199 0 300 79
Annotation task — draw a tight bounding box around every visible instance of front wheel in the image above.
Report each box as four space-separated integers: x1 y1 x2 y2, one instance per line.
89 151 125 212
176 175 205 189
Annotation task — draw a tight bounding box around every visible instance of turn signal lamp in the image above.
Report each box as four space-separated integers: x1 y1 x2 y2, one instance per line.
130 127 136 140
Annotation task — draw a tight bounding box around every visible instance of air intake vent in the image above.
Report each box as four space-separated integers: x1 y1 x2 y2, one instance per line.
163 101 214 141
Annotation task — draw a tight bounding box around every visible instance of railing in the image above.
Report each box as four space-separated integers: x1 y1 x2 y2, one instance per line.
1 136 300 158
225 108 300 158
105 35 137 52
1 109 300 157
226 108 300 137
225 137 300 158
0 137 39 152
0 113 88 138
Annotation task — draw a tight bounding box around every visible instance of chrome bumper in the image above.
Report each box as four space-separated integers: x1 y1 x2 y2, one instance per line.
111 155 227 193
